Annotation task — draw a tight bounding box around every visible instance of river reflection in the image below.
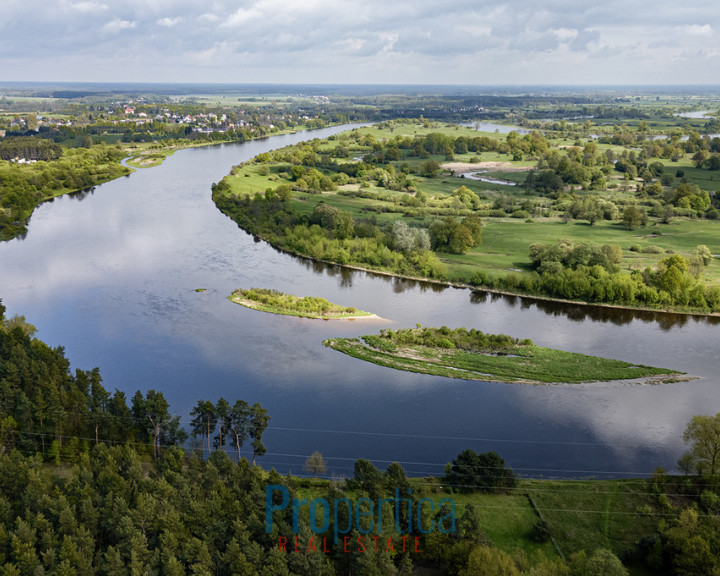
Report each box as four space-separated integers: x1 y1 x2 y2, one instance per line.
1 126 719 479
467 289 720 329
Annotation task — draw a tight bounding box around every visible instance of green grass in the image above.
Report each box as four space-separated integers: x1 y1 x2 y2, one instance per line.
323 333 681 384
443 218 720 285
295 475 663 564
444 490 556 556
525 479 662 559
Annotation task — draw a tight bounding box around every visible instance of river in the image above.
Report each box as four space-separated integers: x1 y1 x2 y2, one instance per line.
1 125 719 479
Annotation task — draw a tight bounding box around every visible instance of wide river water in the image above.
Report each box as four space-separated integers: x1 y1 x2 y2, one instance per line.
2 125 719 479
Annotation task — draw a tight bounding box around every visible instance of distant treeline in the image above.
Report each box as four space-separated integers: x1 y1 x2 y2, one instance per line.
0 136 62 160
0 143 130 240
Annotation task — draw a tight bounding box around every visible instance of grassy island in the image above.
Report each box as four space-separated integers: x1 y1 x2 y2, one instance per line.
229 288 374 319
324 326 683 384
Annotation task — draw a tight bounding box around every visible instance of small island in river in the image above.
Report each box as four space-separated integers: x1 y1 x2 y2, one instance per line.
324 326 687 384
229 288 376 320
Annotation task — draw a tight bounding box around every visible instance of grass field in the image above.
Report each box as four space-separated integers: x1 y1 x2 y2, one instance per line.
446 218 720 285
295 475 665 567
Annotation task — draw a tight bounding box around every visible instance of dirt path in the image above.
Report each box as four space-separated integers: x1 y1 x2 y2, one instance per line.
442 161 533 173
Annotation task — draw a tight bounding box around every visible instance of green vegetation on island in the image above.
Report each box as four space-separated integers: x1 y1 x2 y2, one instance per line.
212 117 720 314
323 326 682 384
229 287 373 319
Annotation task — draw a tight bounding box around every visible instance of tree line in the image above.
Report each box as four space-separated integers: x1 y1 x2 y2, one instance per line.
471 240 720 312
0 143 129 240
189 398 269 464
0 301 267 465
0 136 62 161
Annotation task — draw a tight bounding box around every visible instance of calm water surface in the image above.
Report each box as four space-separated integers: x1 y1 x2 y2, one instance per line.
2 126 719 479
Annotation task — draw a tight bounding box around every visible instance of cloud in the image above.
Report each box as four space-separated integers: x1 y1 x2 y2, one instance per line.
157 16 183 27
679 24 713 37
224 6 263 27
102 19 137 34
2 0 720 84
198 12 220 24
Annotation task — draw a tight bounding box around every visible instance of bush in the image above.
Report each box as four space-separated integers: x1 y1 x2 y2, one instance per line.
530 519 551 542
445 449 517 493
642 245 665 254
701 490 720 514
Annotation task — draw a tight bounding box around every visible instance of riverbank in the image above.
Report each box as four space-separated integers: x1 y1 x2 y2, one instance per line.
228 287 378 320
239 226 720 322
323 326 684 384
0 145 132 241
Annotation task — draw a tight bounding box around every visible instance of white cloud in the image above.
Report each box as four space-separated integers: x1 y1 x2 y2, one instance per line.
223 6 263 27
552 28 577 42
679 24 713 37
157 16 183 27
197 13 220 24
2 0 720 84
103 19 137 34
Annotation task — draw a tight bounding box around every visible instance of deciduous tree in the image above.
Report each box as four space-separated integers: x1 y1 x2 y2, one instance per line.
303 451 327 478
682 413 720 476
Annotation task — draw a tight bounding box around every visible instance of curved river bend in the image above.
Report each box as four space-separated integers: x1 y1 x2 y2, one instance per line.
1 126 719 479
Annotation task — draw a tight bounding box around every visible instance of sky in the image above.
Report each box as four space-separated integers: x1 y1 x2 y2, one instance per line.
2 0 720 85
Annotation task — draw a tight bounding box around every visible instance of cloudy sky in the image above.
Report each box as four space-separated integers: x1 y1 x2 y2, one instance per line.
2 0 719 85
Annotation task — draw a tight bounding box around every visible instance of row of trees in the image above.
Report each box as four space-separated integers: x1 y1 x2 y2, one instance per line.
0 300 268 464
189 398 269 464
529 240 623 273
372 326 529 352
469 243 720 312
0 136 62 160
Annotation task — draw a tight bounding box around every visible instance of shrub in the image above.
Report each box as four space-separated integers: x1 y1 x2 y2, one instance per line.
530 519 552 542
642 245 665 254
